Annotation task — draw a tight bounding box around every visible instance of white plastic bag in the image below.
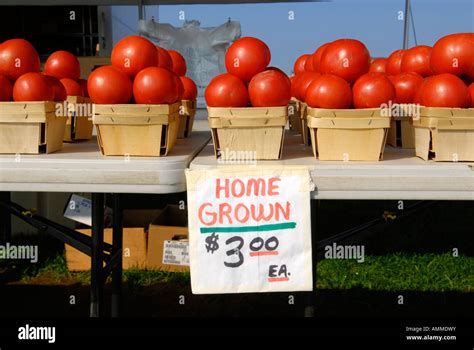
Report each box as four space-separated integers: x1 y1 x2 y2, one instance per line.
139 19 241 107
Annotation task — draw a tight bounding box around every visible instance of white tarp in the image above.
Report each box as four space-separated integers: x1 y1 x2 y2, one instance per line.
139 19 241 107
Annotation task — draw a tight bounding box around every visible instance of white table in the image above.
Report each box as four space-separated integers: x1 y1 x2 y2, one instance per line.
0 131 211 194
0 131 211 318
190 133 474 200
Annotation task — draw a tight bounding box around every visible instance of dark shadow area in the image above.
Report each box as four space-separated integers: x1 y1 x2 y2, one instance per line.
317 200 474 256
0 282 472 318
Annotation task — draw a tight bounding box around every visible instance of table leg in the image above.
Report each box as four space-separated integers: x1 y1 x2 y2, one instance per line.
90 193 104 318
0 192 11 244
304 199 320 317
111 193 123 317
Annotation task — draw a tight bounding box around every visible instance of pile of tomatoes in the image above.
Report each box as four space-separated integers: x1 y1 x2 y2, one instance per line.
88 35 197 105
292 33 474 109
0 36 198 105
205 37 291 108
0 39 89 102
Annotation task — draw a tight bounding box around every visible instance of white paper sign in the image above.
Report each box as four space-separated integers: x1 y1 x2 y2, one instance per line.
186 167 314 294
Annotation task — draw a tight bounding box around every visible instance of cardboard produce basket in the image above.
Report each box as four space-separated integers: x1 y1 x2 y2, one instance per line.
93 102 180 156
300 102 311 145
412 107 474 161
0 101 66 154
386 104 419 149
288 98 302 133
177 99 196 138
208 106 288 160
306 107 391 161
386 117 415 149
63 96 94 142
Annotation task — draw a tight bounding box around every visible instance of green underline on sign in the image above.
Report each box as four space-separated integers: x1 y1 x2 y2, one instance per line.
200 222 296 234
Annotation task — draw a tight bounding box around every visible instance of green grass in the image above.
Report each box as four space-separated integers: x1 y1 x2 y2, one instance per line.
316 253 474 292
14 253 190 289
9 252 473 293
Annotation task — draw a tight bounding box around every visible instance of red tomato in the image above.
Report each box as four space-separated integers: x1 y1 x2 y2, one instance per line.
311 42 331 73
0 39 40 80
225 37 271 82
294 71 320 101
60 78 83 96
173 73 184 102
78 79 89 97
369 58 387 73
44 51 81 80
87 65 132 104
304 54 315 71
180 76 197 100
352 72 396 108
13 72 54 102
168 50 187 77
430 33 474 77
290 74 300 97
416 73 470 108
389 72 424 104
305 74 352 109
0 74 12 101
156 46 173 71
320 39 370 83
205 73 249 107
294 54 310 75
0 75 13 102
400 45 433 77
386 49 405 75
111 35 158 78
469 83 474 107
43 75 67 101
248 69 291 107
132 67 178 104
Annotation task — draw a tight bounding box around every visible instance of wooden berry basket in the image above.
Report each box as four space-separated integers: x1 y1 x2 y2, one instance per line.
93 102 180 157
63 96 94 142
208 106 288 160
0 101 66 154
386 104 419 149
299 102 311 145
288 98 302 133
177 99 196 138
412 107 474 161
306 107 390 161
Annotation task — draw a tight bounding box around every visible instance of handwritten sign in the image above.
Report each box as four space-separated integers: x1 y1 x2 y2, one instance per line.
186 167 314 294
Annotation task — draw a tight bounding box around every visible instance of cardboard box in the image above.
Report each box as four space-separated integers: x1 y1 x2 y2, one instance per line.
147 205 189 272
65 209 161 271
208 106 288 160
307 107 390 161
